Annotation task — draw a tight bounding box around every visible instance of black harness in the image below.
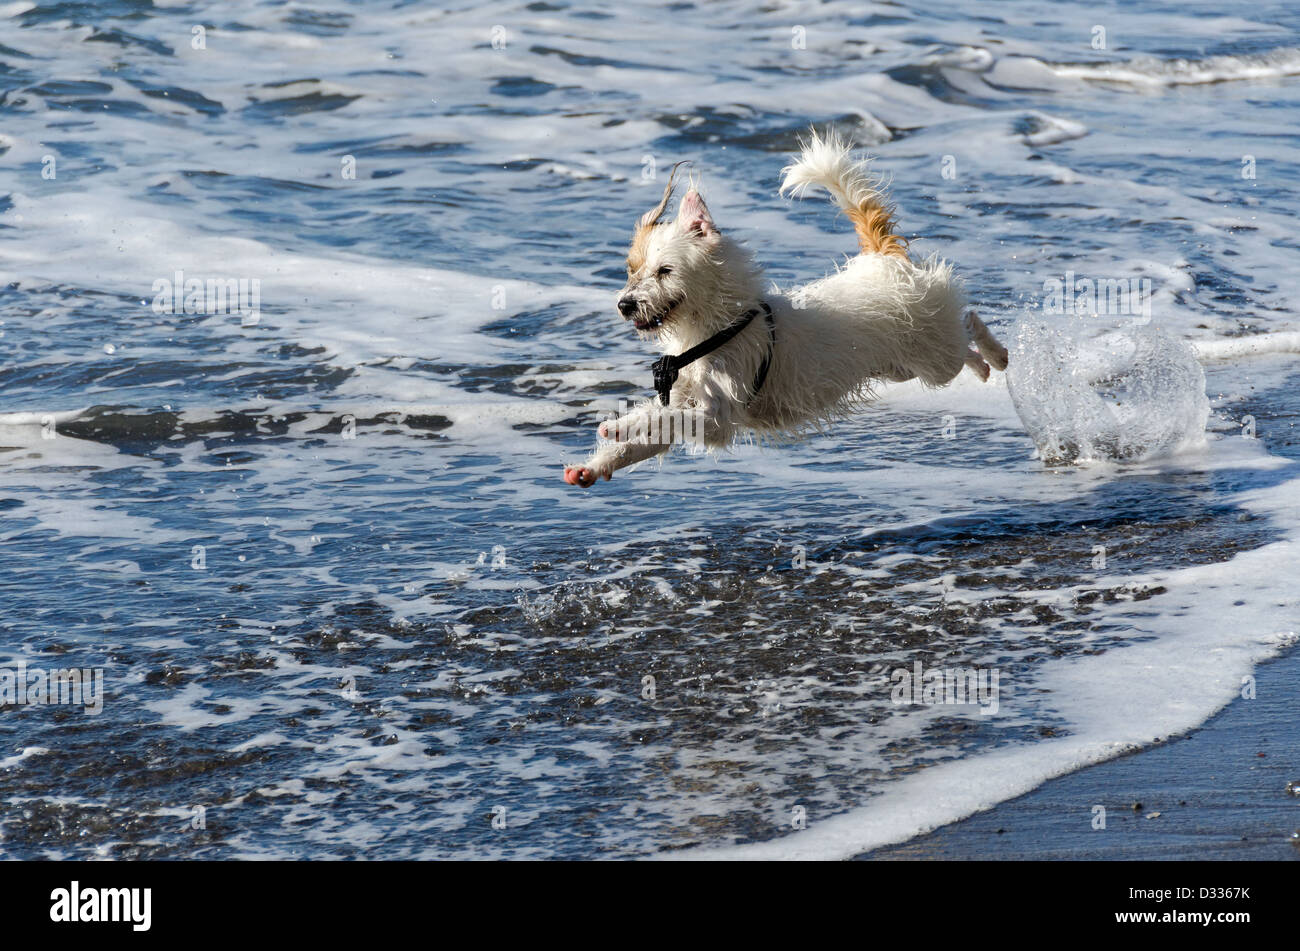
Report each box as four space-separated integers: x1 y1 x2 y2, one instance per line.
650 301 776 407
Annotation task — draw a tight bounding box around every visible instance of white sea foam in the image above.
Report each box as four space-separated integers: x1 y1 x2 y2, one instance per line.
683 489 1300 859
1049 48 1300 87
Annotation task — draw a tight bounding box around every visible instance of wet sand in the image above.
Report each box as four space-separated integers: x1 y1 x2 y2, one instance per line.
859 644 1300 860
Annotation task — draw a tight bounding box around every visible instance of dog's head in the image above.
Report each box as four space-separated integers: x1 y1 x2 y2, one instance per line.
617 167 722 334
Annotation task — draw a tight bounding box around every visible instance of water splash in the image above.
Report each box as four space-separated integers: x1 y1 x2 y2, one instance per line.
1006 322 1210 465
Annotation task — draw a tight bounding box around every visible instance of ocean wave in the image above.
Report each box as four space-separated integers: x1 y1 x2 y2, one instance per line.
1047 46 1300 86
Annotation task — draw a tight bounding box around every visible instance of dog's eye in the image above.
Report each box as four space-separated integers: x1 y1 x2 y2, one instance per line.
657 266 673 278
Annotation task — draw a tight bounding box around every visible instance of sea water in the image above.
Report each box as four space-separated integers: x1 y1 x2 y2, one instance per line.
0 0 1298 859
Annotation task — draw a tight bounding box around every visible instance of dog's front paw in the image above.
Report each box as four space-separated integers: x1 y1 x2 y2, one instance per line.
562 465 610 488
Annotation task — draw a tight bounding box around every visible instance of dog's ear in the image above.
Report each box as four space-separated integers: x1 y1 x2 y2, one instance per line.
638 162 687 230
677 189 718 240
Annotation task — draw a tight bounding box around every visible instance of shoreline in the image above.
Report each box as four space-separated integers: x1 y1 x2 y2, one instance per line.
857 643 1300 860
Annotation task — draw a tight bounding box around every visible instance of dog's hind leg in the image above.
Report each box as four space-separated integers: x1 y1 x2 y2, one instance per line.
963 348 991 381
964 311 1008 371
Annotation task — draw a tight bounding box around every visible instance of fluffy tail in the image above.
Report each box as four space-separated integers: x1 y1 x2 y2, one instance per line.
780 129 908 259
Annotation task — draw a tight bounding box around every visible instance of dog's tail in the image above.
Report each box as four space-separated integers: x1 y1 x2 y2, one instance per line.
780 129 908 259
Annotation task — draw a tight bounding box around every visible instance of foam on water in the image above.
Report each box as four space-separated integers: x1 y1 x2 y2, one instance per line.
689 429 1300 859
1047 47 1300 87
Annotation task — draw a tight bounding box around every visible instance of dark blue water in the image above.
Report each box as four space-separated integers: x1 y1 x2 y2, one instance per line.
1 0 1298 858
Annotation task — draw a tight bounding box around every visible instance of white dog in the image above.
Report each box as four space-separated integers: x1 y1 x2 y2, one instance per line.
562 130 1007 488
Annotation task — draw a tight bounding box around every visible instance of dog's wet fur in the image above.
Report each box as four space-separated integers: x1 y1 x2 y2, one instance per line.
563 129 1008 488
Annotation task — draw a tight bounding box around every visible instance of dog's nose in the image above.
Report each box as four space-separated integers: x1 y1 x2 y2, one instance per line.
617 296 639 318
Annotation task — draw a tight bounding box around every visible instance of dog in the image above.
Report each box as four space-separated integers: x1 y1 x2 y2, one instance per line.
562 129 1007 488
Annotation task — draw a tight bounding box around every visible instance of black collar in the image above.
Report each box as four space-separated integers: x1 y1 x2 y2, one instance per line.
650 301 776 406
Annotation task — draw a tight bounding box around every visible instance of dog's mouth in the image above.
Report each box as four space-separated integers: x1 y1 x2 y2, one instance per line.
630 297 682 332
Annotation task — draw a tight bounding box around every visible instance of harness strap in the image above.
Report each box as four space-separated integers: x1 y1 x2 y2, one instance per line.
650 301 776 406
